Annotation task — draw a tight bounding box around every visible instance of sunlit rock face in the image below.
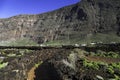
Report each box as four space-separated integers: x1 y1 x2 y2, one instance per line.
0 0 120 45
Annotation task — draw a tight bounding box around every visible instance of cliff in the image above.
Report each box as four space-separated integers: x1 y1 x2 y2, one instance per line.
0 0 120 45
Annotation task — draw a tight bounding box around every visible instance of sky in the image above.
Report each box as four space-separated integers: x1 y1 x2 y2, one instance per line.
0 0 80 18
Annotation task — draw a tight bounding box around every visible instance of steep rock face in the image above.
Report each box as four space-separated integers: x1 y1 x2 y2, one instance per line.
0 0 120 45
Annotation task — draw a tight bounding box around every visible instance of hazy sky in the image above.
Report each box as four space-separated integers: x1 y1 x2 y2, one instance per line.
0 0 79 18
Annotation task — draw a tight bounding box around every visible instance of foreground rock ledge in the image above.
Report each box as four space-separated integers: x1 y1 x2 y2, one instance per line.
0 45 120 80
